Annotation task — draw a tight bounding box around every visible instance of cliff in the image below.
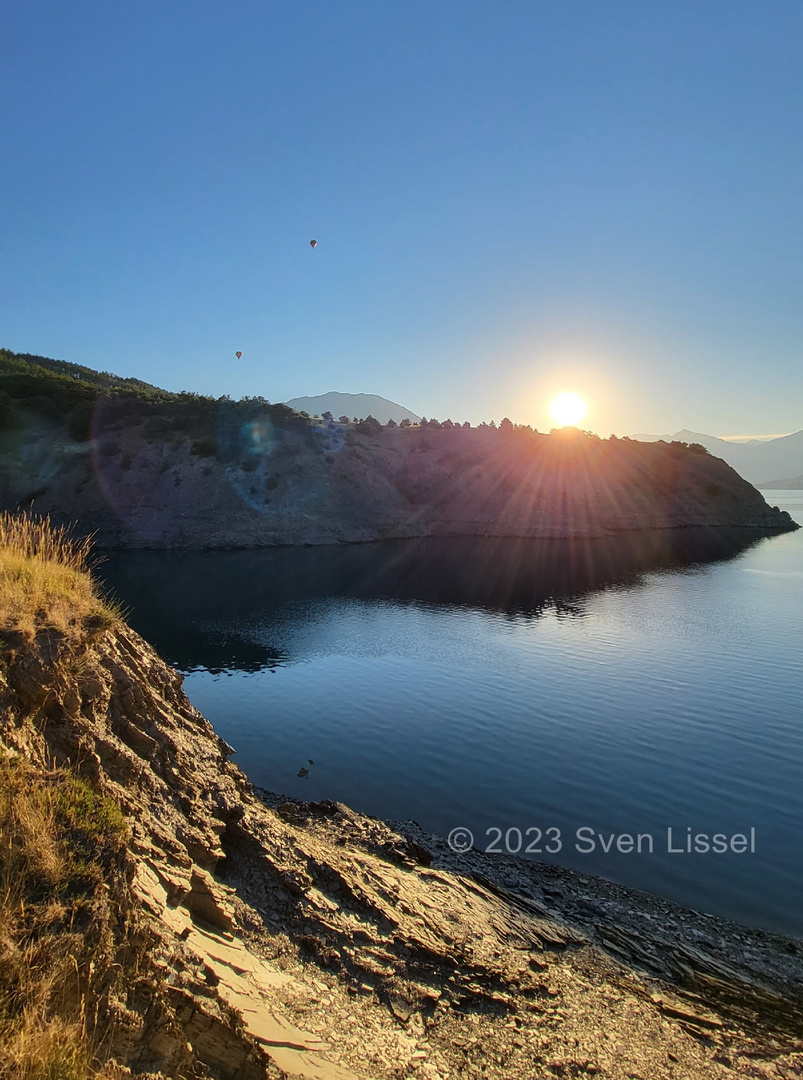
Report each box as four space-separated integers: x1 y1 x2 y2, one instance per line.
1 519 803 1079
1 349 799 546
1 414 798 550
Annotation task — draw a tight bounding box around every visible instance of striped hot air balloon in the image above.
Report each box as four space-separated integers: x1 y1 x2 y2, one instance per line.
235 351 242 359
309 239 317 249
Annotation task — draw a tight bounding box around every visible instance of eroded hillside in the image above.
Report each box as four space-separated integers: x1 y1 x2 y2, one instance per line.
0 350 796 546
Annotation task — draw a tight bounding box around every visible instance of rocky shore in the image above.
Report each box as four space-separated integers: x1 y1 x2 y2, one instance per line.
2 606 802 1078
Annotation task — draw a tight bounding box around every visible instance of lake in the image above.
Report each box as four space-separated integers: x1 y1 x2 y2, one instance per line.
97 491 803 939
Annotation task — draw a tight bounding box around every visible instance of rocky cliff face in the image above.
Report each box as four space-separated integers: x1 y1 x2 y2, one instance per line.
1 420 796 548
2 615 803 1077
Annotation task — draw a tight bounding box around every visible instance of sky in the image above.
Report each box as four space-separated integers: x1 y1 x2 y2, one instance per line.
2 1 802 437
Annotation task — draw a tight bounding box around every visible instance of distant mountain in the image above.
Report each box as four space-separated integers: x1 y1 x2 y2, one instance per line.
760 475 803 490
630 428 803 485
284 392 420 425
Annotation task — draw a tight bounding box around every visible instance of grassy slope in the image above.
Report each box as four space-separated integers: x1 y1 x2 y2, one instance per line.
0 514 128 1079
0 757 128 1080
0 347 307 447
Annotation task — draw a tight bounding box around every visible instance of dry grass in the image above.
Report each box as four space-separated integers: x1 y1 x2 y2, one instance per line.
0 754 128 1079
0 518 140 1076
0 514 120 640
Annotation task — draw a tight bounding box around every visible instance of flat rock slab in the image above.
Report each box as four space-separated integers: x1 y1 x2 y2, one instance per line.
135 858 362 1080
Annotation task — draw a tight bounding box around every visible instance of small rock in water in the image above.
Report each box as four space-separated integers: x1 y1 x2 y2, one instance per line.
297 767 309 778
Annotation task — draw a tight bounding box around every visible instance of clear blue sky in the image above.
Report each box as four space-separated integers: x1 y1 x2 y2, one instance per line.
2 1 802 436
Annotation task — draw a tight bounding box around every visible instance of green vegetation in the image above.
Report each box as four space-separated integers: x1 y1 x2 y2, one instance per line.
189 434 219 457
0 754 128 1080
0 347 311 453
0 513 120 641
0 349 712 470
353 415 382 437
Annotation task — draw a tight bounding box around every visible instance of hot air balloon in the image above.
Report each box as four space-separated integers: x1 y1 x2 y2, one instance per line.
235 351 242 359
309 239 318 249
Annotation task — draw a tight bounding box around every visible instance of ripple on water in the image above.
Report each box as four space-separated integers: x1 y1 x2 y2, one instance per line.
97 522 803 937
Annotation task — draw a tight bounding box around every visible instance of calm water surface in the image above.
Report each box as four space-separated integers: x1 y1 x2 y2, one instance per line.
98 493 803 938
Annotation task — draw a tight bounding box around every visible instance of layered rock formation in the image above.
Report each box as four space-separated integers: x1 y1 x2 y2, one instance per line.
2 610 803 1077
1 419 797 548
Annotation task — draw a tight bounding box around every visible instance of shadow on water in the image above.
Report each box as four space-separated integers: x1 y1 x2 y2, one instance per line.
96 527 771 673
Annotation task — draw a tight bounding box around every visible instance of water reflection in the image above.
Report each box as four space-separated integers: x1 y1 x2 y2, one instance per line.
95 521 803 934
98 527 768 672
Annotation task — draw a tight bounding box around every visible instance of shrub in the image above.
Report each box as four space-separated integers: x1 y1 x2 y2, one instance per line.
355 416 382 436
190 435 218 457
142 415 173 439
67 402 94 442
0 391 16 428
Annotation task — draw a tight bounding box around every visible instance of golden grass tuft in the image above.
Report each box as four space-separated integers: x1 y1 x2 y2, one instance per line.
0 513 120 640
0 754 128 1079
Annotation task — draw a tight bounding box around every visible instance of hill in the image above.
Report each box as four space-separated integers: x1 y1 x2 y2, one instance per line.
284 391 421 425
631 428 803 485
0 350 796 546
760 475 803 490
0 348 170 397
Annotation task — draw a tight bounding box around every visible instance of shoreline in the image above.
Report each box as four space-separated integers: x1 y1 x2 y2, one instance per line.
89 518 800 553
95 520 800 552
3 525 803 1077
260 787 801 957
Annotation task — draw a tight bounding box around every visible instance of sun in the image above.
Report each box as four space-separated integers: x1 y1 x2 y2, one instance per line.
549 392 588 428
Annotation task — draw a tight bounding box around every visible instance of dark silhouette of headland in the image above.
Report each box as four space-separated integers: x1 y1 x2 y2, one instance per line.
0 348 797 547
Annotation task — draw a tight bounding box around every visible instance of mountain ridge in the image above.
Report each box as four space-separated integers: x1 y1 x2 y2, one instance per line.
631 428 803 485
